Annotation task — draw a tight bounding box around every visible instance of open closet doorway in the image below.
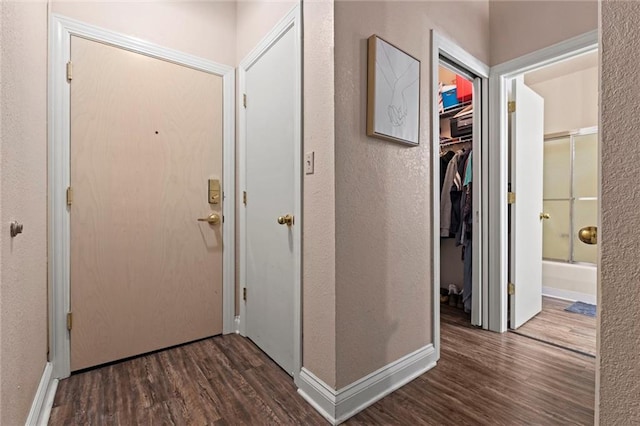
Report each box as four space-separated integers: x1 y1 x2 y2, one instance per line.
431 31 490 360
438 64 478 323
507 50 599 357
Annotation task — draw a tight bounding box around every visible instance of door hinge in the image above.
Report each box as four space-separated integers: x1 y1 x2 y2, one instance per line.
66 312 73 331
507 192 515 205
66 61 73 82
243 287 247 301
508 282 515 295
243 94 247 108
66 187 74 206
243 191 247 206
508 101 516 113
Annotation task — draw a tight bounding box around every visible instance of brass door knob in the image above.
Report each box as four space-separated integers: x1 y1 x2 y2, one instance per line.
277 214 294 226
540 212 551 220
197 213 221 225
578 226 597 245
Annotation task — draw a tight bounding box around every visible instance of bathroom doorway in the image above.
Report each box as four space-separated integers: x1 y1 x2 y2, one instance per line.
508 50 598 357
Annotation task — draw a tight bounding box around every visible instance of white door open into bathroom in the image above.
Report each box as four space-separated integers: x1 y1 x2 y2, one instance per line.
508 77 545 329
507 52 599 357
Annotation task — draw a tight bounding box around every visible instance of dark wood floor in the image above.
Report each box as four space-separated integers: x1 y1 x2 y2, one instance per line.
50 305 595 425
513 296 596 357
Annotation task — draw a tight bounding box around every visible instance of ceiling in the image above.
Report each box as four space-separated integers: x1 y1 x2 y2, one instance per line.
525 51 598 85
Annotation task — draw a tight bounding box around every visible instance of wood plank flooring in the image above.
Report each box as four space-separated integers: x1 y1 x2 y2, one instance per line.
49 305 595 425
512 296 596 357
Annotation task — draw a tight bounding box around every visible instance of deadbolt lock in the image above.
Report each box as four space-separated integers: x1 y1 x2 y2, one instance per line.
208 179 221 204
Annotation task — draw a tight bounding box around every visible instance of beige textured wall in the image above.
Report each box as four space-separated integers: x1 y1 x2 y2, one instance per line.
489 0 597 66
527 66 598 134
598 1 640 422
302 0 337 387
236 1 297 63
0 1 49 424
51 1 237 66
334 0 489 388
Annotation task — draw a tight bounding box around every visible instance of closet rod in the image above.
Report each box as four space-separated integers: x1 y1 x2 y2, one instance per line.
440 137 472 148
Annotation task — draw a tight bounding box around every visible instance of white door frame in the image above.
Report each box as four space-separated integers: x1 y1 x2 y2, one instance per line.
487 30 598 332
431 31 490 360
238 5 302 382
48 14 236 379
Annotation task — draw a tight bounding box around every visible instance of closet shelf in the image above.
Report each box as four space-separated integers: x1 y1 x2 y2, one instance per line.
440 100 472 118
440 136 472 147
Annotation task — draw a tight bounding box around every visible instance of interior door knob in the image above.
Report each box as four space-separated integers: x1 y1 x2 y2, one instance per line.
578 226 597 245
277 214 294 226
539 212 551 220
197 213 221 225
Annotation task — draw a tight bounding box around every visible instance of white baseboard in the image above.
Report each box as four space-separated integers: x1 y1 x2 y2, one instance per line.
25 362 59 426
297 344 437 425
543 287 597 305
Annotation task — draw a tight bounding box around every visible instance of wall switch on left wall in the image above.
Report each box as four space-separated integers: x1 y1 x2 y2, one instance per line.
305 151 315 174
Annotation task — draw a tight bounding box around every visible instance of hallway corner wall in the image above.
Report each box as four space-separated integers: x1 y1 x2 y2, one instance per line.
333 0 490 388
598 1 640 422
0 1 49 424
301 0 338 388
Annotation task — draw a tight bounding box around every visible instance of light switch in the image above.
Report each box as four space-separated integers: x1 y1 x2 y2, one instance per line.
305 152 315 175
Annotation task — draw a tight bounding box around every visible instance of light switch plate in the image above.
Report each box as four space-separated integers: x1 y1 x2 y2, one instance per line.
305 152 315 175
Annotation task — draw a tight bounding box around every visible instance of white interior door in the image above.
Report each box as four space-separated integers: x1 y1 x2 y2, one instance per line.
509 77 545 329
242 21 299 375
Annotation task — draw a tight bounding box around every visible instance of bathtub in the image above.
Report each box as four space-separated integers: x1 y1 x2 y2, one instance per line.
542 260 597 305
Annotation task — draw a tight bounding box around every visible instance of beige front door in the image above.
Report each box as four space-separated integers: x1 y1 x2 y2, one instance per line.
69 36 223 371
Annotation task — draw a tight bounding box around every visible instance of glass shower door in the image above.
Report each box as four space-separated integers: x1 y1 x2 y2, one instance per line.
573 133 598 263
542 129 598 264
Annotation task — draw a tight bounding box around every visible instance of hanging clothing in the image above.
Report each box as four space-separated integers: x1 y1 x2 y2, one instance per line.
457 152 473 246
457 182 473 246
440 151 462 237
450 149 471 238
464 151 473 186
440 150 455 192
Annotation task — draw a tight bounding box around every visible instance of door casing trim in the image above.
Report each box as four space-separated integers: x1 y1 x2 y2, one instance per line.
431 31 490 361
488 30 598 332
237 5 302 383
48 14 236 379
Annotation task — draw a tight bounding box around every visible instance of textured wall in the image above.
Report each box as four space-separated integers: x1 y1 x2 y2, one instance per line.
527 66 598 134
334 0 490 388
598 1 640 422
302 0 337 387
236 1 297 63
0 1 49 424
489 0 597 66
51 1 237 66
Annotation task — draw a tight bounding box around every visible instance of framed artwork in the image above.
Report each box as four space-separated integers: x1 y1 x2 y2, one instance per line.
367 35 420 145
